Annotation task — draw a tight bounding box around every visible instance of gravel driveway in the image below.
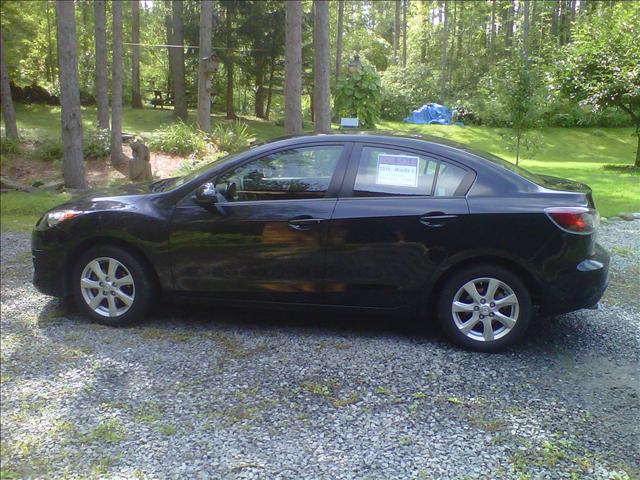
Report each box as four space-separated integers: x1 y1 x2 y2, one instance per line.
1 222 638 480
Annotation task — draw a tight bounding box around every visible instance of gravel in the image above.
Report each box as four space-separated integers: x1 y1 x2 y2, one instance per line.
1 221 638 479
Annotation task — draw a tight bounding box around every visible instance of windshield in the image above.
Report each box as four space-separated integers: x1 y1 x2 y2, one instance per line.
151 149 246 192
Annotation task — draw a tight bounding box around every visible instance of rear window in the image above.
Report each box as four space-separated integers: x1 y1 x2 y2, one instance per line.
466 148 543 184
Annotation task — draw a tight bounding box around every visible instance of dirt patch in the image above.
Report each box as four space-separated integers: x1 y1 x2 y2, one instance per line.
1 144 186 189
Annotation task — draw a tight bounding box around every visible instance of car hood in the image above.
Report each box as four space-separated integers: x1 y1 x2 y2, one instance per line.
51 182 157 214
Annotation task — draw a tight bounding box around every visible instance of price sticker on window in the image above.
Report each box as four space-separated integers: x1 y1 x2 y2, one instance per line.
375 154 419 188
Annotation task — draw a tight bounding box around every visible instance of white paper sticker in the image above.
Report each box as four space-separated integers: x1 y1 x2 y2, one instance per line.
376 154 419 188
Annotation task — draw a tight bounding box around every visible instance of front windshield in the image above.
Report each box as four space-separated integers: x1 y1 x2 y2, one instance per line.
152 149 246 192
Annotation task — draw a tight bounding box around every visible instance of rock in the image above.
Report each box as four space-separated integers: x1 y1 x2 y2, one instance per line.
0 175 36 192
39 180 65 192
632 212 640 219
619 213 636 221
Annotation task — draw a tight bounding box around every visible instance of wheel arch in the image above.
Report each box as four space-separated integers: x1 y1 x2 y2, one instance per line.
65 236 161 296
427 255 543 312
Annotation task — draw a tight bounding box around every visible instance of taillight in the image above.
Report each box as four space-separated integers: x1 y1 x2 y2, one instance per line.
545 207 598 235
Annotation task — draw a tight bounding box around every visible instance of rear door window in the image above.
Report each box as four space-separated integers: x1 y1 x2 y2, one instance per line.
353 146 438 197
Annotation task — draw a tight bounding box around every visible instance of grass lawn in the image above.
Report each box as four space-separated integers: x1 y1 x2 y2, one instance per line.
1 104 638 232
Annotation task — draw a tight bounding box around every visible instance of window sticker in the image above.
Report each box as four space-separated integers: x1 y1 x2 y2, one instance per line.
375 154 419 188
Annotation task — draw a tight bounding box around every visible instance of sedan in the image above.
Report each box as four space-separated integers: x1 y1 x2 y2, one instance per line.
32 133 609 351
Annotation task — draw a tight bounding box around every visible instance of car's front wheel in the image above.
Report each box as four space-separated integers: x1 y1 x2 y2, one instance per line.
72 245 155 326
437 265 532 352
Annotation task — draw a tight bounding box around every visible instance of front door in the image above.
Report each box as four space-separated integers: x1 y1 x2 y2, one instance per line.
169 143 351 304
324 143 472 308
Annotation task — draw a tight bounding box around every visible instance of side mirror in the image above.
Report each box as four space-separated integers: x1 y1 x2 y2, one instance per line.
195 182 218 206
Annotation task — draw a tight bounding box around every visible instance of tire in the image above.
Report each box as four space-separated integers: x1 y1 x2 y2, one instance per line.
437 264 532 352
72 245 156 326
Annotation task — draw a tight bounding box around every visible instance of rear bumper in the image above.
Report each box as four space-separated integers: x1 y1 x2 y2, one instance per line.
538 243 610 316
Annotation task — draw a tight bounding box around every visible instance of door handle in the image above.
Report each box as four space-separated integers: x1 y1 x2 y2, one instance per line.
419 212 458 227
288 216 324 231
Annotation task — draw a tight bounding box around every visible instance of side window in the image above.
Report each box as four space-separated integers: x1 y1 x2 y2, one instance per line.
434 162 467 197
215 145 343 202
353 146 438 197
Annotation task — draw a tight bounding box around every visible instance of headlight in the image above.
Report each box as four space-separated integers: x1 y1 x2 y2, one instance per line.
43 209 82 228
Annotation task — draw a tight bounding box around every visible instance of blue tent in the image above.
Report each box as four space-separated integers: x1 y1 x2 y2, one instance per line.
404 103 455 125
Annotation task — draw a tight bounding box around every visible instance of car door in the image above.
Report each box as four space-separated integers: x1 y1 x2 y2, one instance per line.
324 143 474 309
169 143 352 304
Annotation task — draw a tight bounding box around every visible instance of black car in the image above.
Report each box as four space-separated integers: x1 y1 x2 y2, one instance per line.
32 133 609 351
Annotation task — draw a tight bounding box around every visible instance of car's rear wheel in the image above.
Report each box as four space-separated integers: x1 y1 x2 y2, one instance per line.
437 265 531 352
72 245 155 326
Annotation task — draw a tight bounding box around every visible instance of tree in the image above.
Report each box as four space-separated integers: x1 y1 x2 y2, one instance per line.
335 0 344 82
560 4 640 166
170 0 188 120
111 0 125 164
55 0 87 189
0 33 19 139
94 0 109 129
131 0 143 109
197 0 213 133
313 0 330 133
402 0 407 68
440 0 448 105
284 0 302 135
393 0 400 64
224 1 236 120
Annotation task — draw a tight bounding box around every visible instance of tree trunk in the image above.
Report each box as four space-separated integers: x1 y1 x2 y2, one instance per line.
523 0 530 63
94 0 109 129
551 0 559 40
440 0 448 105
393 0 400 64
335 0 344 82
420 0 427 64
131 0 143 108
254 55 266 119
0 34 19 139
265 55 276 120
197 0 213 132
46 0 54 84
111 0 125 164
636 132 640 168
313 0 330 133
489 0 496 65
402 0 408 68
171 0 188 120
55 0 87 189
505 1 514 49
165 15 174 98
225 3 236 119
284 0 302 135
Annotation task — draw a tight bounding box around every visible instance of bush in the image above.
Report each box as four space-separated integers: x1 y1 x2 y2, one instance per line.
334 64 382 129
380 65 440 121
83 128 110 159
0 138 22 156
147 121 207 157
176 150 228 176
211 120 253 153
35 139 64 161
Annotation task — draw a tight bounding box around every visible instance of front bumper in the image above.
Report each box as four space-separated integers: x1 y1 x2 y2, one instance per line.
539 242 610 316
32 226 72 297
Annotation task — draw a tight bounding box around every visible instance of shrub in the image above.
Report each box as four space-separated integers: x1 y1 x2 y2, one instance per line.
380 65 440 121
334 64 382 129
177 150 228 176
0 138 22 156
35 139 64 161
147 121 207 157
83 128 110 159
211 120 254 153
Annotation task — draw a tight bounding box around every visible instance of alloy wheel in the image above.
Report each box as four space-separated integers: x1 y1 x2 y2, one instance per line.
451 277 519 342
80 257 135 318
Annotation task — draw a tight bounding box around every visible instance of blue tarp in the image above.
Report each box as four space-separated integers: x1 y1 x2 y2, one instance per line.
404 103 455 125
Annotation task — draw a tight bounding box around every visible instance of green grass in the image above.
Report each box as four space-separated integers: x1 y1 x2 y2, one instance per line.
0 191 70 232
379 121 640 217
1 105 638 234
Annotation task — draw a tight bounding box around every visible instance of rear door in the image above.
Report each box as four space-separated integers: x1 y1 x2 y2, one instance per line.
324 143 473 308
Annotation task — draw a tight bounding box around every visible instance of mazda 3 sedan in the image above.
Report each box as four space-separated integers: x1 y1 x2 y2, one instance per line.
32 134 609 351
